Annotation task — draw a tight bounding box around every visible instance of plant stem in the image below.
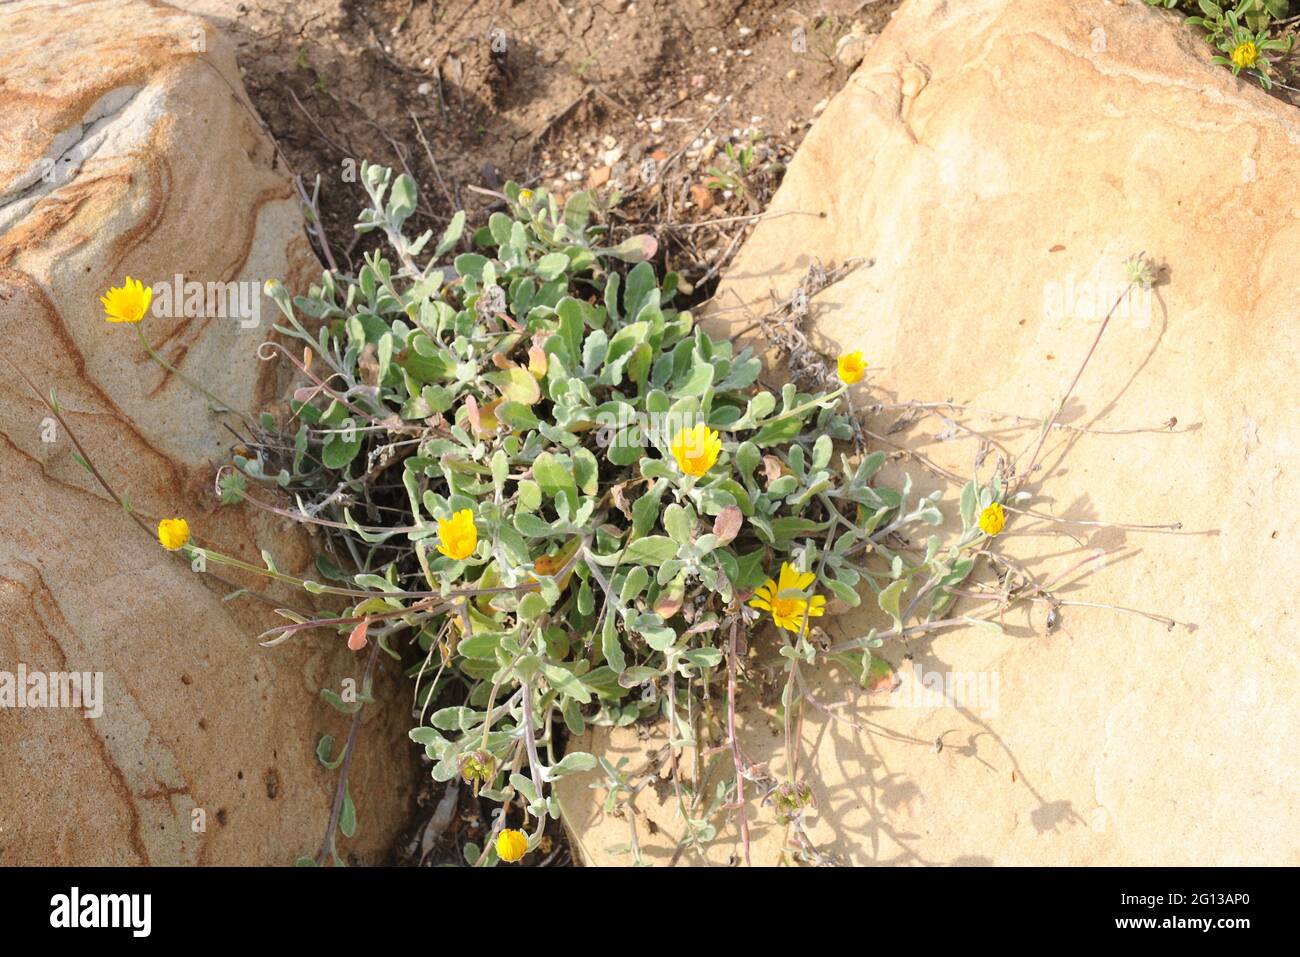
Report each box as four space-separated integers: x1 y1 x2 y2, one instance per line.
727 617 752 866
135 325 256 429
1014 281 1135 493
314 636 382 865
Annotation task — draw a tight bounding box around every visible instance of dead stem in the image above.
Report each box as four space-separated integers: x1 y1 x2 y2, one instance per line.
727 617 752 866
1013 280 1138 493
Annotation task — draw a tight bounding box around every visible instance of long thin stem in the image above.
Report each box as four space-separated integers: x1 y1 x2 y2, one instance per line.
314 635 382 865
520 680 548 836
727 618 752 866
135 325 256 429
1 355 296 611
1014 280 1136 493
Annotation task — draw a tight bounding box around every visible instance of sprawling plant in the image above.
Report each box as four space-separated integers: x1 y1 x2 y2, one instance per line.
61 159 1164 865
1147 0 1295 88
194 164 1021 865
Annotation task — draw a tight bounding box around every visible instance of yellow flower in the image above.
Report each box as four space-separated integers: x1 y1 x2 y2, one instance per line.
101 276 153 324
436 508 478 560
837 350 867 385
518 188 534 204
749 562 827 634
1231 41 1259 69
157 518 190 551
669 424 722 477
496 828 528 863
978 502 1006 537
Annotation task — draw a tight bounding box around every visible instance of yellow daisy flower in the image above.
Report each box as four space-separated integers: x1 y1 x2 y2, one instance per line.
101 276 153 324
837 350 867 385
669 424 722 477
496 828 528 863
1231 41 1258 70
978 502 1006 537
157 518 190 551
436 508 478 560
749 562 827 634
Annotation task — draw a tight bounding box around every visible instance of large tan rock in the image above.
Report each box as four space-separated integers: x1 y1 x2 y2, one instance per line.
0 0 413 864
558 0 1300 865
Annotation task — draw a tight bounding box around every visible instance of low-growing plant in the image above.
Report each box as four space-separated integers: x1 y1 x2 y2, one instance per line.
704 137 783 212
1148 0 1295 89
234 163 1017 864
58 165 1174 867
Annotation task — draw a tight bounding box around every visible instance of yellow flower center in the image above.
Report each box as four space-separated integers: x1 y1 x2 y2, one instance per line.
436 509 478 560
157 518 190 551
101 276 153 324
837 351 867 384
978 502 1006 537
1232 41 1258 69
670 425 721 477
496 828 529 862
772 594 805 624
748 562 826 633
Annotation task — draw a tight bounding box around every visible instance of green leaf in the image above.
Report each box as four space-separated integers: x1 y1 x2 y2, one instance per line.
959 480 978 529
541 662 592 703
573 447 599 496
663 503 696 545
458 631 507 659
387 174 417 225
517 479 543 512
624 536 680 564
340 786 357 838
619 566 651 602
623 261 657 317
601 612 626 673
518 592 550 620
631 480 665 537
536 252 569 280
545 751 597 780
878 579 907 628
431 706 484 731
532 451 577 510
825 578 861 608
321 421 362 469
316 734 343 769
434 210 466 257
498 401 540 430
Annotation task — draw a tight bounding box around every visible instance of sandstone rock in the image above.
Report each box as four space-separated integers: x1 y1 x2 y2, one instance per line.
0 0 414 864
557 0 1300 865
834 20 876 71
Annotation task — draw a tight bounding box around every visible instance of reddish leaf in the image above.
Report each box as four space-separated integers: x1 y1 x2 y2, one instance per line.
712 505 743 546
